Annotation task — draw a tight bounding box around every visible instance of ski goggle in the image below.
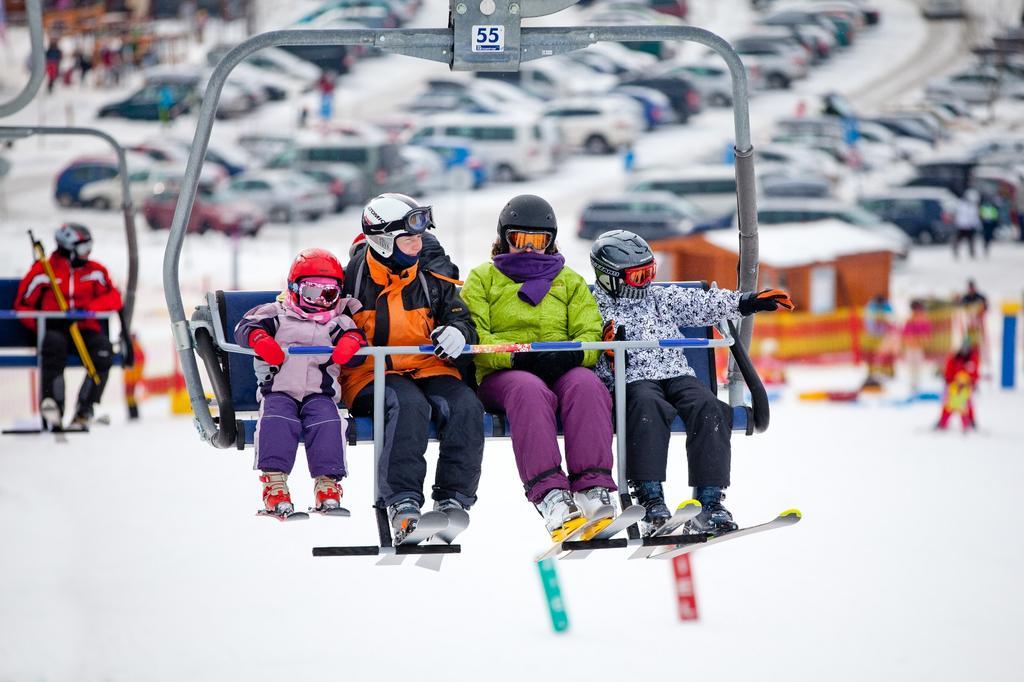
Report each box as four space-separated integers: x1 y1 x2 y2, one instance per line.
73 241 93 259
505 230 553 251
296 281 340 308
380 206 432 235
623 261 657 288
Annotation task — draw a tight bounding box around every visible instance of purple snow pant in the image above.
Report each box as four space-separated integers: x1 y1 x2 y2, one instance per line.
478 367 616 504
255 392 347 478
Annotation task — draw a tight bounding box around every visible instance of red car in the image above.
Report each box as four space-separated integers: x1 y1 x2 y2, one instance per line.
143 187 266 236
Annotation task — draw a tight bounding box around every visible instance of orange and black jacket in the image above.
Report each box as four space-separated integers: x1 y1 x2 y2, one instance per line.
340 241 477 407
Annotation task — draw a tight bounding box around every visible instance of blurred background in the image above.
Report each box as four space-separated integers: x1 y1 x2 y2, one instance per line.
0 0 1023 680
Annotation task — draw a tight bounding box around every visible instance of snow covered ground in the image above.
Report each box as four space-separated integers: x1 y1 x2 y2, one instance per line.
2 1 1024 680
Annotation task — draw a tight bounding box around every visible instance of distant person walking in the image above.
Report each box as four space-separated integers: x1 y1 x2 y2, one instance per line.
45 40 63 93
318 72 336 122
952 188 981 259
978 193 1000 256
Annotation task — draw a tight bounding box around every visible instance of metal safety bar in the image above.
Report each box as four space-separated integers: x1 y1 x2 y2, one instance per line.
0 126 140 332
0 310 115 320
0 0 44 119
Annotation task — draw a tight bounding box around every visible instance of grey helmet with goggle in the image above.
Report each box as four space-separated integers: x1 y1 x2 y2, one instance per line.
497 194 557 253
591 230 657 300
55 223 93 266
360 193 433 259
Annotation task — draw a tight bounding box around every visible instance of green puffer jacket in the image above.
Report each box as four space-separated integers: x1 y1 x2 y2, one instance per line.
460 261 604 384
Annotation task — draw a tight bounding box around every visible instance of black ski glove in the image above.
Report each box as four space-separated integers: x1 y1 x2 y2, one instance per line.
737 288 795 316
512 350 584 384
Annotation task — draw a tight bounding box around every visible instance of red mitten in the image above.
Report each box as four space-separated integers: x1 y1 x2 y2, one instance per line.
332 330 366 366
248 329 285 366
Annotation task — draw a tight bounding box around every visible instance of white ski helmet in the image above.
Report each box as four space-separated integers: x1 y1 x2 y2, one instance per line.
360 193 433 259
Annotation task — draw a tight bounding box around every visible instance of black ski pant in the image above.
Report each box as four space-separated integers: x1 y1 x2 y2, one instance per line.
40 326 114 419
952 229 976 258
624 376 732 488
351 374 484 509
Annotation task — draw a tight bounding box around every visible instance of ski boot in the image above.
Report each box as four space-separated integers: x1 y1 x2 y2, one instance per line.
535 488 585 542
260 471 295 515
40 397 62 432
573 487 615 540
684 486 738 535
630 480 672 535
69 406 92 431
432 498 470 543
312 475 348 515
389 498 422 540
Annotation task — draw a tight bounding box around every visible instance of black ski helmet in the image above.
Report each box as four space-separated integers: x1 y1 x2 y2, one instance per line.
497 194 557 252
590 230 656 300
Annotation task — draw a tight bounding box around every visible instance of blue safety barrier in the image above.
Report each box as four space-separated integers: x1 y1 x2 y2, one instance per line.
210 282 750 450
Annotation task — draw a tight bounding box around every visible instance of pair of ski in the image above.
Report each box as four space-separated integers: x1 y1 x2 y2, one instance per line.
257 506 352 522
540 500 802 561
376 508 470 570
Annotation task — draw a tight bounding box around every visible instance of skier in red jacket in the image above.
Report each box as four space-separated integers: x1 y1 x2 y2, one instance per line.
14 224 123 430
936 344 980 432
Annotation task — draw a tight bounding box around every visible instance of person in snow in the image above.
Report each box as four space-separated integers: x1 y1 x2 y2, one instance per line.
590 230 793 535
341 193 484 537
461 195 617 543
952 188 982 260
234 248 366 516
935 342 980 433
14 223 122 430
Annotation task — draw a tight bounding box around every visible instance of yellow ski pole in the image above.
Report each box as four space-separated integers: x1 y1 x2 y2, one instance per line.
28 230 101 385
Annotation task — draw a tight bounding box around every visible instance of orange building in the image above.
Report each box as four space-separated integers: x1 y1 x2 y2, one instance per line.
649 220 897 313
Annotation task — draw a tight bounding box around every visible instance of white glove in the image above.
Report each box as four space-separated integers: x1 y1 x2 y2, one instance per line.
430 325 466 360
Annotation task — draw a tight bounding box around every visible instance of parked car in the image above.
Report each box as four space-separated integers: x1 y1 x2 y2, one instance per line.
207 43 323 86
966 136 1024 164
925 68 1024 105
752 198 911 256
921 0 965 20
54 155 135 207
870 114 940 147
408 136 489 190
97 82 192 120
761 175 832 199
652 57 764 106
479 56 618 99
142 186 266 235
405 113 556 181
129 140 240 178
296 164 366 212
753 143 845 184
627 165 743 217
905 157 978 196
578 192 702 241
729 40 807 89
542 97 643 154
857 187 958 243
227 170 335 223
618 72 703 122
78 163 223 210
267 133 416 197
610 85 679 129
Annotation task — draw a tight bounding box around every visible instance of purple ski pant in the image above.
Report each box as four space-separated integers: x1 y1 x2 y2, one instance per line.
255 392 347 478
478 367 616 504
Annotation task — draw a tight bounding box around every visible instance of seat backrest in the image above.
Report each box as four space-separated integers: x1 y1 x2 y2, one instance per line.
0 279 35 348
216 281 718 411
217 290 280 412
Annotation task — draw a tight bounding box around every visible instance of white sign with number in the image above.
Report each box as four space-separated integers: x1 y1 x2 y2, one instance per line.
472 25 505 52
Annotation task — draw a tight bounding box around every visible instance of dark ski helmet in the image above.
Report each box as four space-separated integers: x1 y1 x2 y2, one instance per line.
55 222 93 262
497 194 557 253
361 193 433 259
590 230 657 300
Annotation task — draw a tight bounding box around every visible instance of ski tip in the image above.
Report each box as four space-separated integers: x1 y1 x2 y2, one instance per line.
779 508 802 521
678 499 702 511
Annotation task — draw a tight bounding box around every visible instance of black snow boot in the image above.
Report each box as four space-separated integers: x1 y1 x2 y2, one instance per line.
686 486 739 535
630 480 671 530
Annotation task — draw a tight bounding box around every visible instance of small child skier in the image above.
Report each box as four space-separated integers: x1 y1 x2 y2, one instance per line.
234 248 367 517
590 230 793 535
936 343 979 433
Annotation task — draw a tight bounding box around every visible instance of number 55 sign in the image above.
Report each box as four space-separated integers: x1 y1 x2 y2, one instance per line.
472 25 505 52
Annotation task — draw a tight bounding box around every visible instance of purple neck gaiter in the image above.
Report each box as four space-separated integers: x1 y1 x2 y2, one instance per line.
493 251 565 306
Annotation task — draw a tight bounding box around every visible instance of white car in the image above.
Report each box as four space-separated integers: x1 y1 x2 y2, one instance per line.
628 165 747 218
922 0 965 19
926 68 1024 105
80 162 226 210
482 56 618 100
227 170 335 222
541 97 643 155
753 143 846 184
405 113 556 181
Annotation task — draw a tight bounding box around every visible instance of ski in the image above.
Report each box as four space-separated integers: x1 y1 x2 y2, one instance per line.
257 509 310 522
415 508 470 571
396 510 449 546
560 505 646 560
308 506 351 517
629 499 703 559
535 509 618 562
649 509 803 560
